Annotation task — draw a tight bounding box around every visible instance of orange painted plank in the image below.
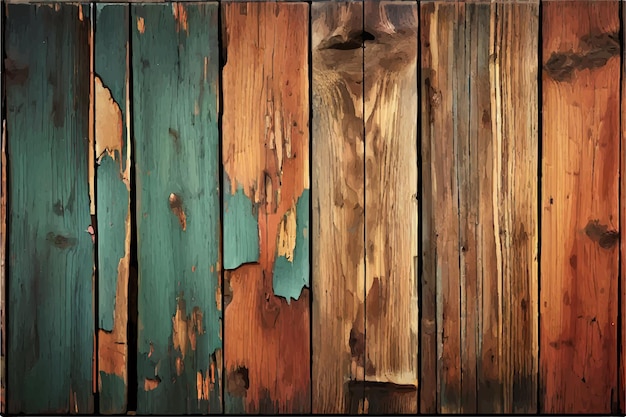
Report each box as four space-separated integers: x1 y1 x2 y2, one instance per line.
541 1 620 413
311 2 365 413
222 2 310 413
621 4 626 414
363 1 418 414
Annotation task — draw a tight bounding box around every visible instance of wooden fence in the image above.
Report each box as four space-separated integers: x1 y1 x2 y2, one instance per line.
0 0 625 414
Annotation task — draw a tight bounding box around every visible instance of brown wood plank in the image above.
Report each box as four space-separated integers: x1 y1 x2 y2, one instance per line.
420 2 461 413
621 3 626 415
540 1 620 413
311 1 365 413
490 1 539 413
222 2 311 413
363 1 418 414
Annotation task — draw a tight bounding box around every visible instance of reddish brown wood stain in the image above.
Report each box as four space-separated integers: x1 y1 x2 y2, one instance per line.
541 1 620 413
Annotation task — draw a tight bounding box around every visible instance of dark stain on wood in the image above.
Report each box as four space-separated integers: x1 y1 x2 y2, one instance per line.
46 232 77 249
584 219 619 249
544 31 619 82
168 192 186 231
4 58 29 85
227 366 249 397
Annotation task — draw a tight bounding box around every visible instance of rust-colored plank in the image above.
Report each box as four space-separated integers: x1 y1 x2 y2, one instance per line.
490 2 539 413
311 2 365 413
222 2 310 413
363 1 418 414
420 2 462 412
95 4 130 413
541 1 620 413
620 3 626 415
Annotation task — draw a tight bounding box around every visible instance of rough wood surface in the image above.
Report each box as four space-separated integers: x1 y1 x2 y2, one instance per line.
540 1 620 413
0 11 5 412
95 4 130 414
5 4 94 413
363 1 418 414
132 3 222 413
222 2 310 413
490 2 539 413
622 6 626 414
311 2 365 413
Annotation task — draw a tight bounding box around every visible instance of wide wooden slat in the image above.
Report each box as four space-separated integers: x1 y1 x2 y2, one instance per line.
363 1 418 414
311 2 365 413
95 4 130 414
540 1 620 413
489 2 539 413
222 2 310 413
5 4 94 413
132 3 222 413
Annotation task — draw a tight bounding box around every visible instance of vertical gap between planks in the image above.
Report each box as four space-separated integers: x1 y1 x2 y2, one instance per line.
90 2 100 412
126 3 138 412
217 0 225 413
307 1 313 413
416 0 422 412
1 0 6 413
361 1 367 412
536 0 542 413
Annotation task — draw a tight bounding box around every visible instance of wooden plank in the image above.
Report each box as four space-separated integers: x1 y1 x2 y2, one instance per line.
541 1 620 413
489 2 538 413
622 5 626 414
222 2 310 413
311 2 365 413
95 4 129 414
132 3 222 413
420 2 462 412
5 4 94 413
0 6 5 412
363 1 418 414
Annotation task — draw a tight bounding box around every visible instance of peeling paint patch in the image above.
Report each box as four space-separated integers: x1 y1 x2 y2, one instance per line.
172 4 189 34
144 377 160 391
168 193 187 231
227 366 249 397
172 294 204 359
95 76 124 163
223 175 260 269
137 17 145 34
273 190 310 302
175 357 184 376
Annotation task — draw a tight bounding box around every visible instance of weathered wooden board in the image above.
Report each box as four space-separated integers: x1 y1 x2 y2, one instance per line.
222 2 310 413
363 1 418 414
622 6 626 414
421 1 539 413
5 4 94 414
311 2 365 413
420 2 462 412
0 8 5 412
541 1 620 413
490 2 539 413
132 3 222 414
95 4 130 414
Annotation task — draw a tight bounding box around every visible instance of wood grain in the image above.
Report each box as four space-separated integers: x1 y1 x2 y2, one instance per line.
132 3 222 413
363 1 418 414
222 2 310 413
622 5 626 414
490 2 539 413
95 4 130 414
311 2 365 413
541 1 620 413
5 4 94 413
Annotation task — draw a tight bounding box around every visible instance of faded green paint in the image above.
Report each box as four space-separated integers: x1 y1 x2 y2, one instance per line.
99 371 125 413
223 174 259 270
273 190 309 302
6 4 94 413
132 3 221 414
95 4 129 414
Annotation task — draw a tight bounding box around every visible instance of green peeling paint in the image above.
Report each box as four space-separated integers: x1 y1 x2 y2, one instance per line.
273 190 310 303
132 4 221 414
6 4 94 413
223 174 260 270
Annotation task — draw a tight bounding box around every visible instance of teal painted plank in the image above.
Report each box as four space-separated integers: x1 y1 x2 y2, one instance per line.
5 4 94 414
132 3 222 414
272 190 309 303
95 4 130 414
223 174 259 270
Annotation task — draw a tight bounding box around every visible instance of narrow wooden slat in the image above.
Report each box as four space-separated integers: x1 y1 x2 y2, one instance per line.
420 2 461 412
5 4 94 413
490 2 538 413
132 3 222 413
311 2 365 413
222 2 310 413
540 1 620 413
363 1 418 414
622 5 626 414
0 9 5 412
95 4 129 413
